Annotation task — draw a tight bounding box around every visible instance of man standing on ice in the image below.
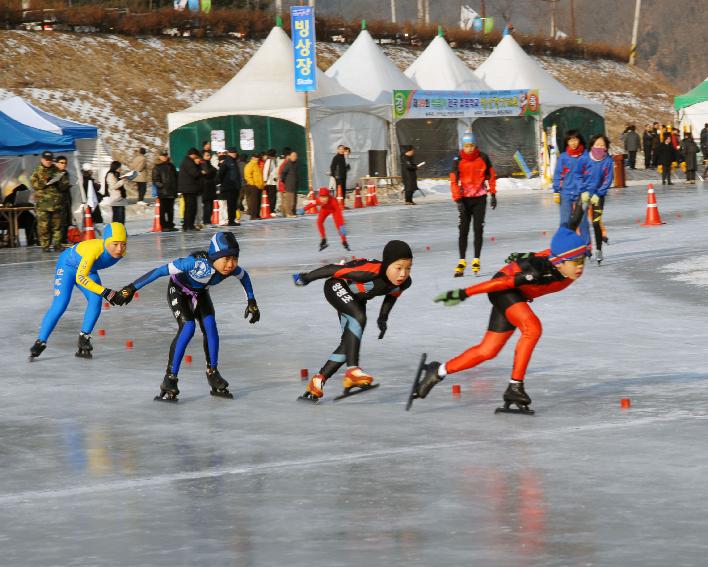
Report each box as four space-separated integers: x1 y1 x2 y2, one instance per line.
410 227 587 414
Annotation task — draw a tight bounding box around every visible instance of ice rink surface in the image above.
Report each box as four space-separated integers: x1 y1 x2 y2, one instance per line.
1 182 707 566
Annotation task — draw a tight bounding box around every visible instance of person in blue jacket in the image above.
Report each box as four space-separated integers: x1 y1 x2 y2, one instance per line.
30 222 130 361
119 232 260 401
581 134 614 264
552 130 590 248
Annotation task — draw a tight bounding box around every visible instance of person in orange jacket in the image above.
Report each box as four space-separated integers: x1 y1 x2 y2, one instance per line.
450 131 497 277
304 187 350 251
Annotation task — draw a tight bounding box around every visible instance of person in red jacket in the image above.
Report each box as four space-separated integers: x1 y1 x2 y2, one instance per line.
292 240 413 401
304 187 350 251
413 227 587 414
450 131 497 277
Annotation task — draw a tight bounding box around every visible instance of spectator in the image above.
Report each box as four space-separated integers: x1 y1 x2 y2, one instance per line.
280 150 299 218
276 146 291 197
81 163 103 225
105 160 128 224
623 125 641 170
679 133 699 184
201 150 218 225
31 151 63 252
130 147 149 205
152 151 178 231
329 145 349 201
655 136 676 185
218 148 242 226
54 155 73 245
642 124 655 169
2 184 37 246
244 152 264 220
178 148 203 231
401 145 419 205
263 148 278 216
701 123 708 158
651 122 661 167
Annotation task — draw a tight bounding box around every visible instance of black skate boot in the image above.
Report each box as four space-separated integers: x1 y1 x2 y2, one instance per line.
406 354 442 411
28 339 46 362
319 238 329 251
495 380 535 415
154 372 179 402
75 333 93 359
342 238 350 251
207 366 233 399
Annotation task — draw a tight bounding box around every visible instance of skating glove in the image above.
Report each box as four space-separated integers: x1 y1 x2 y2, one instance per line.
553 192 561 204
244 299 260 324
119 284 137 305
433 289 467 307
101 287 127 306
580 191 590 204
292 273 307 286
490 194 497 210
377 317 387 340
590 194 600 206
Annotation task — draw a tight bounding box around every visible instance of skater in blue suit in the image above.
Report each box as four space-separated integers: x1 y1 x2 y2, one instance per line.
29 222 129 361
553 130 591 249
119 231 259 401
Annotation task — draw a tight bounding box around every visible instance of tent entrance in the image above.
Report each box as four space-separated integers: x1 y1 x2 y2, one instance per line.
473 116 538 177
396 118 459 178
543 107 605 149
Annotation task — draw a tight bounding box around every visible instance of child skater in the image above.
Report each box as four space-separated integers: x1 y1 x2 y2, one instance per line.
292 240 413 401
582 134 614 265
118 232 260 401
412 227 587 414
553 130 590 248
29 222 130 361
304 187 350 251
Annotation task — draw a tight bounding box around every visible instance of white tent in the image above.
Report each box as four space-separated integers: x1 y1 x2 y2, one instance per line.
474 35 604 118
405 34 489 91
675 79 708 145
168 25 389 190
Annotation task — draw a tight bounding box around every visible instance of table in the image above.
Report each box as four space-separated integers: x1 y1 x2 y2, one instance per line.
0 206 35 248
359 176 403 204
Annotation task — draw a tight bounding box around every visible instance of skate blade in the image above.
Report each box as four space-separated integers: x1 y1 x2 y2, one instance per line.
297 393 321 404
333 383 380 401
75 352 93 359
406 353 427 411
494 405 535 416
453 272 464 278
210 390 234 399
154 394 178 403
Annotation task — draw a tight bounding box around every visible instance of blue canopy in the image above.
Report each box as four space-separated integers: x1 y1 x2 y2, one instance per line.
30 103 98 139
0 111 76 156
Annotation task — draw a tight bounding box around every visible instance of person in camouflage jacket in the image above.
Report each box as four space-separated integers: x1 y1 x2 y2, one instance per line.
31 151 63 252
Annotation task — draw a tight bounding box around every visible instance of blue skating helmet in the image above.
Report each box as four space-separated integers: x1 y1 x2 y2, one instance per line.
208 231 240 261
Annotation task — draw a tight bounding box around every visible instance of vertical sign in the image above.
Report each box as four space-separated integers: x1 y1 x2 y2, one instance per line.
290 6 317 92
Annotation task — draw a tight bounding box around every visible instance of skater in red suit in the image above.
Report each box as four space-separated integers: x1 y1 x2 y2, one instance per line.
292 240 413 401
414 227 587 413
304 187 350 251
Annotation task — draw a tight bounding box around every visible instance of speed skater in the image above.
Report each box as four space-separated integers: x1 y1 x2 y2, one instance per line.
118 232 260 401
413 227 587 414
304 187 350 251
292 239 413 401
30 222 129 361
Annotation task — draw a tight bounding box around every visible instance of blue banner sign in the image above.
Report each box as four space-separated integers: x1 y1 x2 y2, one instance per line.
290 6 317 92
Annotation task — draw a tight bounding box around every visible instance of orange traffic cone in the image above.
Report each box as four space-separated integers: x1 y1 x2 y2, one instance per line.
151 198 162 232
336 184 344 209
642 184 664 226
260 190 272 218
82 205 96 240
353 185 364 208
365 182 375 206
211 200 219 225
305 189 318 215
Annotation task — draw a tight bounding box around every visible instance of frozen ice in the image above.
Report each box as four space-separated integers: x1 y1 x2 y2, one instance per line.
1 180 707 566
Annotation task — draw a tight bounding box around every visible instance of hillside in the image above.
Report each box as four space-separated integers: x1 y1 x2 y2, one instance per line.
0 30 677 163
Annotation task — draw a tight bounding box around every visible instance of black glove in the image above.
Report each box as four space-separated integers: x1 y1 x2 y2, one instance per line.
490 194 497 210
101 287 127 306
377 317 387 340
119 284 137 305
244 298 260 324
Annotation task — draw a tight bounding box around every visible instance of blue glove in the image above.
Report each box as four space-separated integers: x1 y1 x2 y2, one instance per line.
293 273 307 287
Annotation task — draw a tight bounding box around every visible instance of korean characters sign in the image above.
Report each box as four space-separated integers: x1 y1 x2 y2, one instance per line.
290 6 317 92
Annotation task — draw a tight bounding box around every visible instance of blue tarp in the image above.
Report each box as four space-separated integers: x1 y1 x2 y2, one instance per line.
30 104 98 139
0 111 76 156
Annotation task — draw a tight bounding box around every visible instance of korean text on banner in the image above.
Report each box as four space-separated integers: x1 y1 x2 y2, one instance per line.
291 6 317 92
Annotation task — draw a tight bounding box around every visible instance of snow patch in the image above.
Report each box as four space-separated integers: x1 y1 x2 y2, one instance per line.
660 256 708 288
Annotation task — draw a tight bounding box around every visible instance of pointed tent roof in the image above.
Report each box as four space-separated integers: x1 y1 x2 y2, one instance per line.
0 96 98 139
325 29 417 108
474 35 604 117
168 26 382 133
675 79 708 111
405 35 490 91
